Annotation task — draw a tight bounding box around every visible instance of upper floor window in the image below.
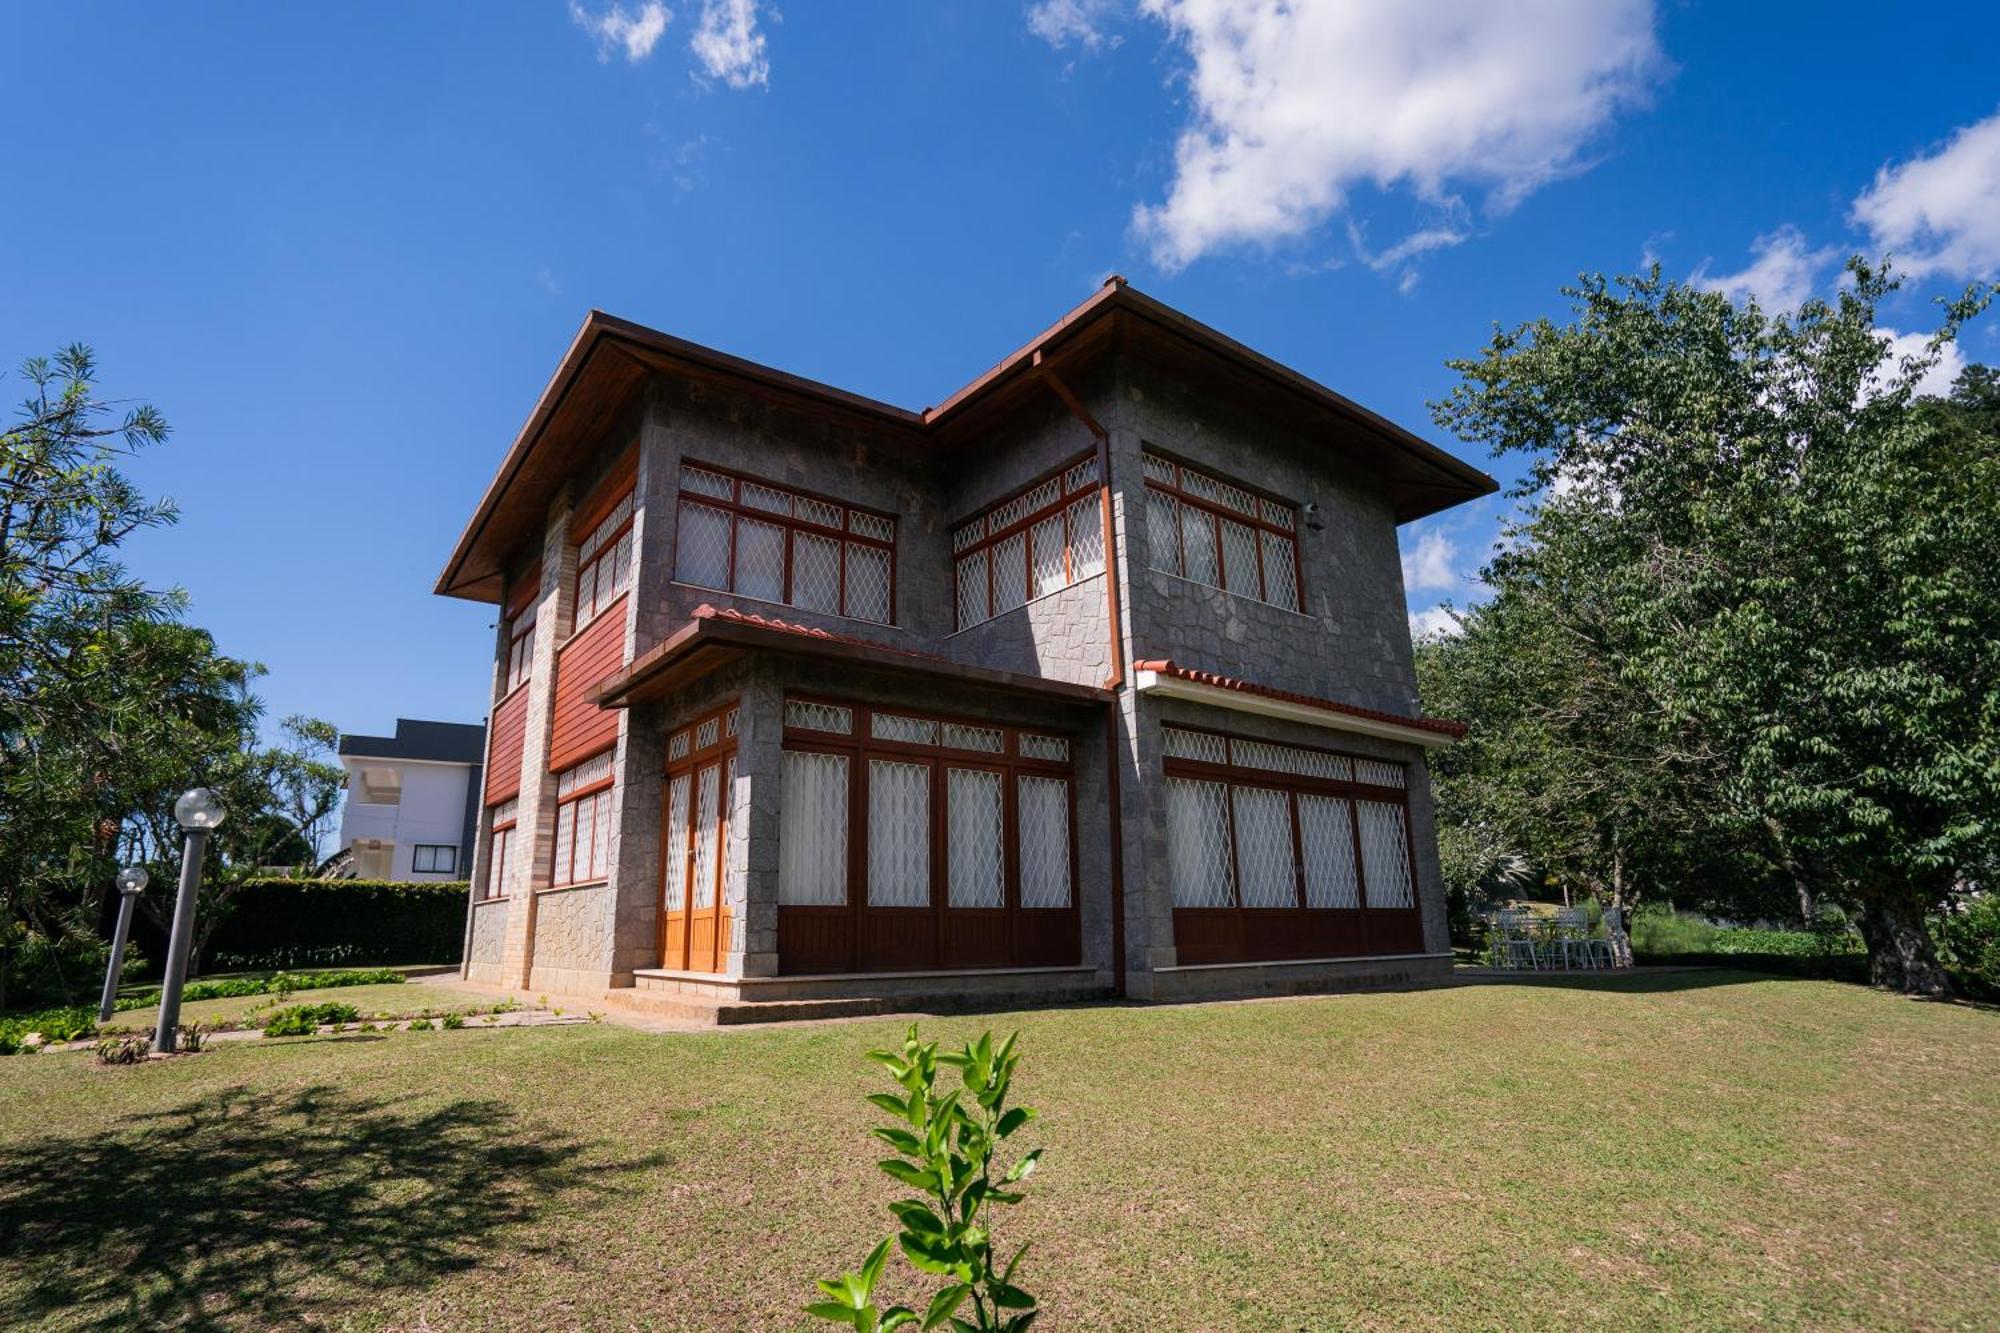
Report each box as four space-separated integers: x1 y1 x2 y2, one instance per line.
575 492 634 629
1143 452 1301 612
484 797 518 900
503 602 536 694
673 462 895 625
953 454 1104 629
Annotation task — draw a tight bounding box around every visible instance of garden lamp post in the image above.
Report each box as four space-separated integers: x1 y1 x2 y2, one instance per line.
96 865 149 1023
154 787 225 1053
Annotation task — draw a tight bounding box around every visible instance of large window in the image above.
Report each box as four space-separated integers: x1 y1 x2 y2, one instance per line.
1143 452 1301 612
661 703 739 973
674 462 896 625
575 491 634 629
503 601 536 694
412 844 458 875
777 697 1079 972
953 454 1104 629
551 750 616 886
1161 726 1411 913
484 798 518 899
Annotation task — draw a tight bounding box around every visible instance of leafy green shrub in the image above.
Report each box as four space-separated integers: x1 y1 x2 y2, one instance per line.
261 1001 361 1037
1936 890 2000 1000
199 879 467 971
407 1016 434 1032
0 1031 18 1056
110 966 406 1014
179 1023 210 1053
441 1012 465 1030
94 1035 151 1065
0 1005 99 1049
808 1027 1042 1333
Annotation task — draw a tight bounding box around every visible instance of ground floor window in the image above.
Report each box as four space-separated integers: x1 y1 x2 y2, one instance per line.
412 844 458 875
552 750 616 886
483 798 518 899
1162 725 1420 962
776 696 1079 973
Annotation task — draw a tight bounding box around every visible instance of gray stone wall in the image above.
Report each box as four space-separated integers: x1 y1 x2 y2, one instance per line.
465 899 510 983
1112 358 1421 717
526 883 615 993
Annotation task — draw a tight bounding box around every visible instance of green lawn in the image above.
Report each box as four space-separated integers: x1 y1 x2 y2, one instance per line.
2 974 1995 1330
96 979 499 1032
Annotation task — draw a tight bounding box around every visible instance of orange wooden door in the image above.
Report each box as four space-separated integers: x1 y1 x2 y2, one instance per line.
660 758 731 974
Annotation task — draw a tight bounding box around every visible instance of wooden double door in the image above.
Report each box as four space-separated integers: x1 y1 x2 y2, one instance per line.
659 707 736 973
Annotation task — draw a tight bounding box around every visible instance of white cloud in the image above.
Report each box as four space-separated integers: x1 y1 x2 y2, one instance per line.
571 0 671 63
1028 0 1123 49
1129 0 1663 271
692 0 770 89
1409 605 1462 640
1851 109 2000 280
1691 225 1836 312
1870 328 1967 401
1401 529 1459 592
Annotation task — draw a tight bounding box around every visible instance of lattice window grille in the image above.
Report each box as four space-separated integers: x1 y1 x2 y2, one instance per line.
668 730 690 762
779 750 848 905
990 532 1027 614
872 713 940 746
489 797 519 829
1017 776 1072 908
674 501 732 591
724 707 740 738
681 466 732 500
1298 794 1360 909
947 768 1005 908
663 774 690 910
942 723 1004 754
1162 727 1227 765
1147 487 1183 578
690 765 720 908
675 464 895 625
1018 733 1070 762
1142 452 1301 610
792 532 841 614
1066 495 1104 580
849 510 894 542
1063 456 1099 492
557 751 615 798
1165 778 1235 908
1357 801 1415 907
695 717 720 750
795 495 843 530
867 759 931 907
1142 452 1177 485
844 542 892 624
1232 786 1297 908
785 700 853 734
1030 513 1067 598
741 480 792 515
1355 759 1407 789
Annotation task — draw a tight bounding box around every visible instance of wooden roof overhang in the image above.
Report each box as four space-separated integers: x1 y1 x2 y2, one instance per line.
595 608 1116 713
437 281 1498 604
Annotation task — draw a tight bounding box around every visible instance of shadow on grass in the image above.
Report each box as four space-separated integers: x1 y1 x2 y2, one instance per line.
0 1082 663 1329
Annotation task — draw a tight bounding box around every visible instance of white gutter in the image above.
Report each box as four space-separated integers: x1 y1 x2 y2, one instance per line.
1133 669 1460 750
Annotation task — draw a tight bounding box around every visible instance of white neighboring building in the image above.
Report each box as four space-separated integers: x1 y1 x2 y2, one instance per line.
336 719 486 881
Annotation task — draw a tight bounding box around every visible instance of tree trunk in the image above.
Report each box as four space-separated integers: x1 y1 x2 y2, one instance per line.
1607 848 1634 967
1856 894 1952 998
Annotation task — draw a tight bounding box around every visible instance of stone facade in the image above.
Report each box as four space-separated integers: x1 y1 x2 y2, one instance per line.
453 302 1475 1005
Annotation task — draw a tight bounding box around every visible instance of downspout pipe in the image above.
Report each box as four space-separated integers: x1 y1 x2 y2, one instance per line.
1034 351 1128 998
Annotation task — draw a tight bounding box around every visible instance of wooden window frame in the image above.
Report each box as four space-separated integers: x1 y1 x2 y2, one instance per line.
484 813 516 901
550 752 617 888
572 489 635 637
778 694 1080 973
950 451 1103 630
659 701 740 973
674 459 898 626
1162 723 1420 961
1142 450 1304 611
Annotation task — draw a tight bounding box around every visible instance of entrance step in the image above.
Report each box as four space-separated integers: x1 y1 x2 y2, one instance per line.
622 964 1112 1025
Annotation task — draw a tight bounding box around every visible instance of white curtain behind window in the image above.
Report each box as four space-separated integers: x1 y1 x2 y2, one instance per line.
1357 801 1415 908
1231 786 1296 908
868 759 931 907
1017 776 1072 908
1298 794 1360 908
779 751 849 905
947 768 1004 907
1166 778 1234 908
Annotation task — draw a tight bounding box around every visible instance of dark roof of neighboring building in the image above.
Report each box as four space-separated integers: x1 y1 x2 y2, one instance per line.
338 718 488 764
436 277 1500 603
595 605 1115 711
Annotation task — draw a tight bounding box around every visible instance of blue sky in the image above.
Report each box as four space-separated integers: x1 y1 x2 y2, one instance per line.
7 1 1998 746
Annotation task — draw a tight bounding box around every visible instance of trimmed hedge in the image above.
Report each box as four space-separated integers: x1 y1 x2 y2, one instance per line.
203 879 467 972
1633 950 1872 983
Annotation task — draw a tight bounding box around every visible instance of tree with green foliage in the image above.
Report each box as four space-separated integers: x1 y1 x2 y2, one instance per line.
0 346 341 1003
1424 263 1999 996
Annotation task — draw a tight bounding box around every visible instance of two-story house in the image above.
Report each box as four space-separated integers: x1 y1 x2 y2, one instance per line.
336 719 486 881
438 278 1493 1011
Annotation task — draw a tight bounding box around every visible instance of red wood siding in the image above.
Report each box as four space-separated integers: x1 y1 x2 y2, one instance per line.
485 688 529 806
548 597 628 773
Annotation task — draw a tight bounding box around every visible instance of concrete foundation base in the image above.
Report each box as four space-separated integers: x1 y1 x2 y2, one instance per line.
1132 951 1454 1002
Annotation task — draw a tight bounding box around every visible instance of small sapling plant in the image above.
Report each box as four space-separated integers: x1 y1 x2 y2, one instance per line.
807 1026 1042 1332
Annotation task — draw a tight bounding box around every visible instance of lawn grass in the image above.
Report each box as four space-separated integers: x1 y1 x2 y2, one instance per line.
95 980 491 1031
1 973 1994 1330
